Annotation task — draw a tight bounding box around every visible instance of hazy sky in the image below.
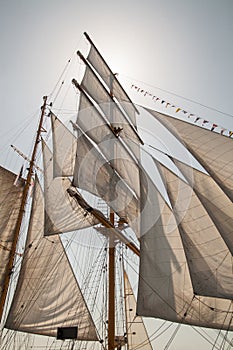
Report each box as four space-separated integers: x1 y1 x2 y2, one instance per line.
0 1 233 349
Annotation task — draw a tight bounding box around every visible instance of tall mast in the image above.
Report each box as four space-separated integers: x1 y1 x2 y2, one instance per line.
108 76 115 350
0 96 48 322
108 211 115 350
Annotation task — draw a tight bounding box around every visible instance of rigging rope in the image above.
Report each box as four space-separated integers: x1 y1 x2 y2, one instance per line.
120 74 233 119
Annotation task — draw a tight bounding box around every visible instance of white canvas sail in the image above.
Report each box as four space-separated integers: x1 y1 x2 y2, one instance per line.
124 271 152 350
80 61 141 159
51 112 76 177
0 166 23 302
85 33 138 129
172 158 233 254
157 161 233 299
72 126 140 236
50 112 139 229
5 176 98 340
42 140 99 236
77 89 140 198
147 108 233 201
137 172 233 330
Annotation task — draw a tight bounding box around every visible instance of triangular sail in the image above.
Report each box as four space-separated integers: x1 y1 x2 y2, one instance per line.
124 271 152 350
0 166 23 303
42 140 99 236
147 108 233 201
5 176 98 340
137 172 233 330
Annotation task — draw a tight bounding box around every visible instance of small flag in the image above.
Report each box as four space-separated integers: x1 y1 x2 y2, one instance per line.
220 129 226 135
211 124 218 131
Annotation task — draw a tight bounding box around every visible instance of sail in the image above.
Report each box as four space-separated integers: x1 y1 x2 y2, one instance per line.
147 108 233 201
77 90 140 198
51 112 76 177
172 158 233 254
124 271 152 350
137 172 233 330
80 61 141 158
157 162 233 299
0 166 23 302
6 176 98 339
72 127 140 236
42 140 99 236
85 33 138 129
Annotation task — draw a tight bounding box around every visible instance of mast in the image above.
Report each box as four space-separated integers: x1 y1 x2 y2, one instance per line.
108 211 115 350
0 96 48 322
108 73 115 350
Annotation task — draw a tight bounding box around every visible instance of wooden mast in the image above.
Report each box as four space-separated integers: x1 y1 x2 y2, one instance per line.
108 211 115 350
0 96 48 322
75 40 142 348
108 77 115 350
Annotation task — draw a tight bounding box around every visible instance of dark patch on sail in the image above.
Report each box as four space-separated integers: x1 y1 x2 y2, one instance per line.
57 326 78 340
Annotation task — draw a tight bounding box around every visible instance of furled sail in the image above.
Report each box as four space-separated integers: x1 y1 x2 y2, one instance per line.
5 176 98 340
42 140 99 236
137 171 233 330
85 32 138 129
124 271 152 350
0 166 23 302
147 108 233 201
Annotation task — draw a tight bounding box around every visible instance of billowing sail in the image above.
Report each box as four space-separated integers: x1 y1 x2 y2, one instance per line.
124 271 152 350
49 112 139 235
72 126 140 236
5 176 98 339
147 108 233 201
137 171 233 330
80 60 141 158
157 161 233 299
0 166 23 302
85 32 138 129
77 90 140 198
51 112 76 177
172 158 233 254
42 140 99 236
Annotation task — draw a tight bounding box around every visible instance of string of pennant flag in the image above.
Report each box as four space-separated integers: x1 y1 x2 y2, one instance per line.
131 84 233 138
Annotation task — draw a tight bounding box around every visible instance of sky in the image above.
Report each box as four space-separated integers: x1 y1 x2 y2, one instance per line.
0 0 233 349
